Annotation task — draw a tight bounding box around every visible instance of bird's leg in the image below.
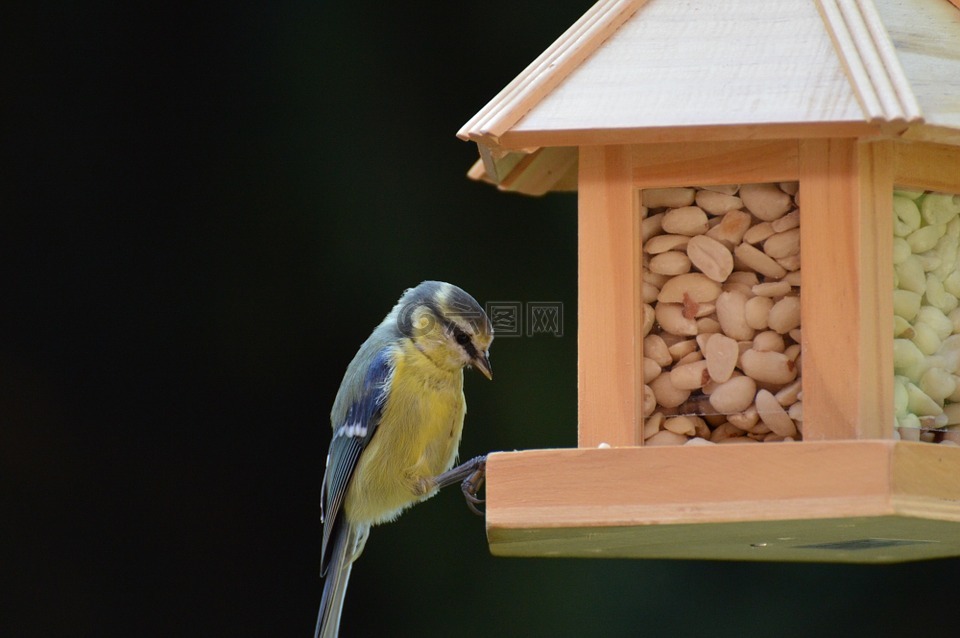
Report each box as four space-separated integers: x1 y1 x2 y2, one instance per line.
432 455 487 516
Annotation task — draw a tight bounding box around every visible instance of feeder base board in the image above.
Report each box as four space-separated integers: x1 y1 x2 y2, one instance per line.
485 441 960 563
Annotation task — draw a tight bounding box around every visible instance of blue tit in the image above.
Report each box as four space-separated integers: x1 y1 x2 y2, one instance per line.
315 281 494 638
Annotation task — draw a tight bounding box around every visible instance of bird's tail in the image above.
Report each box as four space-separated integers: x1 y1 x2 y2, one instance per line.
314 524 354 638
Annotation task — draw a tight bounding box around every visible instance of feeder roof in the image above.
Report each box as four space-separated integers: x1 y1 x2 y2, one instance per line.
460 0 960 194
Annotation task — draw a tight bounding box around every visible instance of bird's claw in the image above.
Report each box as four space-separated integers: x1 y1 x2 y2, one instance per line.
460 458 486 516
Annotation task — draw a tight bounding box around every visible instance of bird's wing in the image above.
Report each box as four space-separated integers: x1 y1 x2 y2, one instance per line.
320 346 393 575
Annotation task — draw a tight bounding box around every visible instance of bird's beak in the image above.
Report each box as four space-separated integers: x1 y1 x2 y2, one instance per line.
473 352 493 380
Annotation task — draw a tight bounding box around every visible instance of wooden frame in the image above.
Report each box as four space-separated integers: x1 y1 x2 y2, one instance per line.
799 138 893 440
488 138 960 563
579 138 890 446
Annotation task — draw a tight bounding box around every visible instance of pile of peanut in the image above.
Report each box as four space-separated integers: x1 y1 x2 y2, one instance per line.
893 188 960 445
641 183 802 446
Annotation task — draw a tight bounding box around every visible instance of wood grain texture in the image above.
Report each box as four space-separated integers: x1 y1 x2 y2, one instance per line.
578 145 641 447
509 0 865 141
892 441 960 503
630 140 799 187
799 139 873 439
901 123 960 147
858 140 895 439
484 442 960 562
893 140 960 193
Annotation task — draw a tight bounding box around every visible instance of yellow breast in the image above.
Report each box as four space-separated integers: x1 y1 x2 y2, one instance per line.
344 340 466 525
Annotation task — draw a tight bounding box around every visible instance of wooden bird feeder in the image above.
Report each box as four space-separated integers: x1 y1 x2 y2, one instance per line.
459 0 960 563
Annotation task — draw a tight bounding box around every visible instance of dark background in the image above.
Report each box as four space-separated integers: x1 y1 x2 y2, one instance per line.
5 1 958 636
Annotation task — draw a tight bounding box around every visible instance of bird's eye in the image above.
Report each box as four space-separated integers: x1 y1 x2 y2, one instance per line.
454 330 471 346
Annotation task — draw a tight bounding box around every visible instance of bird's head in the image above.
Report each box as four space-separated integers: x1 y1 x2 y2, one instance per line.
394 281 494 379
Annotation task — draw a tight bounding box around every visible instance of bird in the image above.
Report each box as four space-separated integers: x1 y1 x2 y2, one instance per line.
315 281 494 638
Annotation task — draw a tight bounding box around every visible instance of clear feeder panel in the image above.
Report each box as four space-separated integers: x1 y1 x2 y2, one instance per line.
893 188 960 445
640 183 802 445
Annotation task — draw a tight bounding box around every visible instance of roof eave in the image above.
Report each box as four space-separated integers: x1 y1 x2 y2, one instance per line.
456 0 646 145
490 120 901 151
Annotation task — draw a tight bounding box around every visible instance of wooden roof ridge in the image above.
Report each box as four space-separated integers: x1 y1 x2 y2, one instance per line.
456 0 645 148
817 0 922 127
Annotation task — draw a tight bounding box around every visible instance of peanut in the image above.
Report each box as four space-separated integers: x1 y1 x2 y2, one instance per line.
752 281 791 297
705 210 752 246
778 181 799 196
788 401 803 422
740 182 793 221
704 333 738 383
743 222 775 245
686 235 735 283
649 251 692 276
763 228 801 259
728 406 760 431
644 334 674 367
662 206 710 236
677 350 703 366
643 412 664 440
642 384 657 417
755 389 798 437
716 290 754 341
642 303 656 336
727 271 760 287
709 375 757 413
709 422 744 442
740 349 798 384
734 243 788 279
655 302 698 336
767 296 801 334
642 281 660 304
667 338 698 362
752 330 785 353
645 233 690 254
695 190 743 215
771 209 800 232
664 415 701 436
641 212 665 240
698 184 740 196
775 379 802 406
716 435 760 444
657 272 723 305
643 357 662 383
649 373 691 409
670 359 711 390
646 429 691 446
745 296 774 331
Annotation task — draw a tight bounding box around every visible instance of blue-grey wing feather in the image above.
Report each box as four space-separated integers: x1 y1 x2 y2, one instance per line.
320 347 393 574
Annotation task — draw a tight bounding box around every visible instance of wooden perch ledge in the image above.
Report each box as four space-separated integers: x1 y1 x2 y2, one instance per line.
485 441 960 563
